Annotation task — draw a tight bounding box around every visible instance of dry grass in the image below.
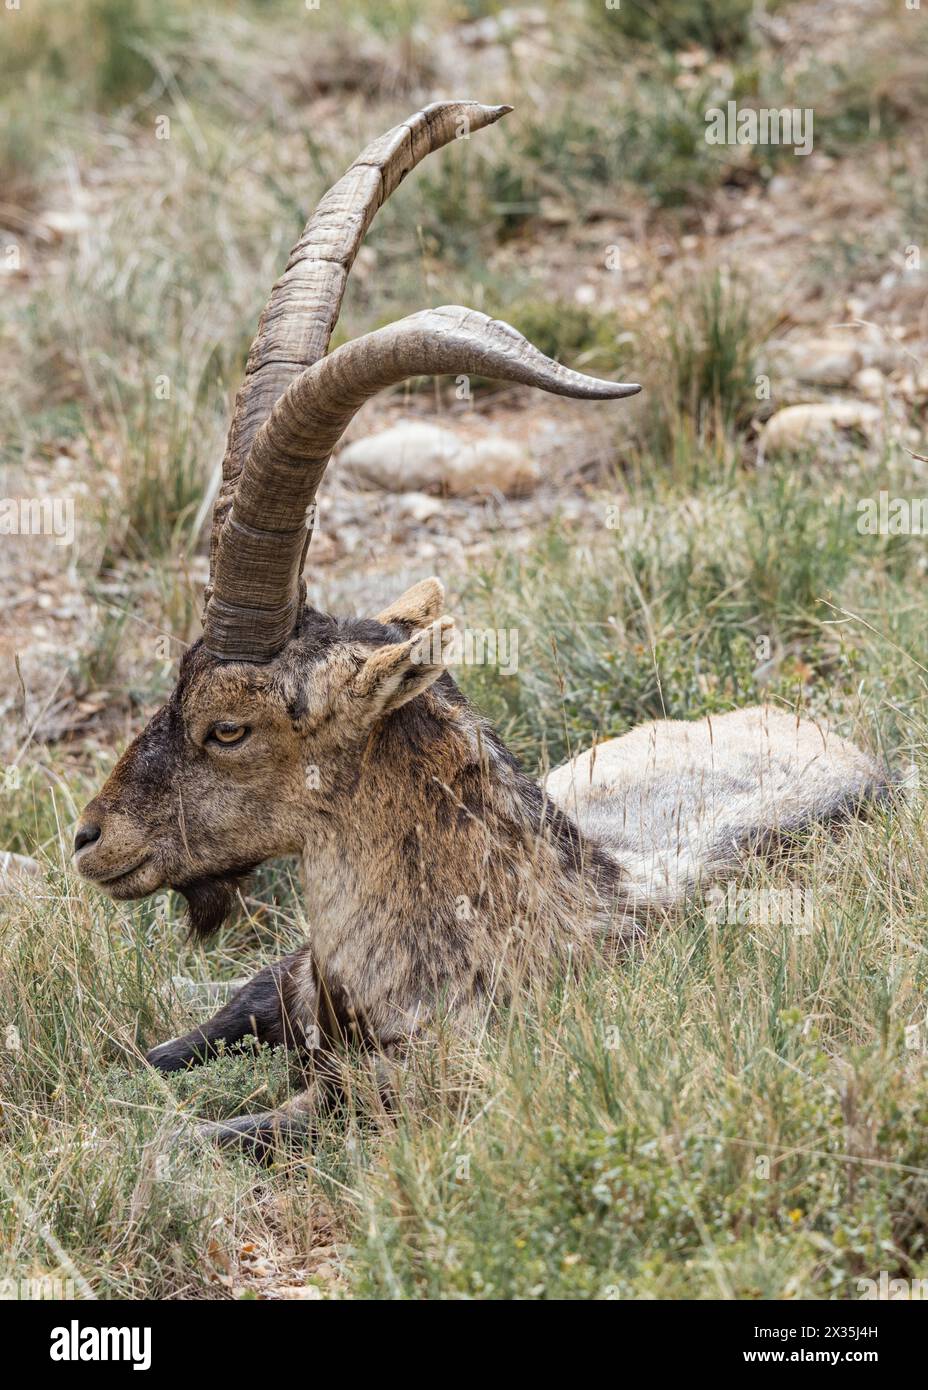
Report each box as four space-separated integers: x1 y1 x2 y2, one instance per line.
1 0 927 1298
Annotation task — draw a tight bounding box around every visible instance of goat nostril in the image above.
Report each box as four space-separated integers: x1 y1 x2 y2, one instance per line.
74 823 102 854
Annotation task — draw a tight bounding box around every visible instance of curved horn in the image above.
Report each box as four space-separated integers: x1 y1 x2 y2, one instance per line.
207 100 512 602
204 306 640 661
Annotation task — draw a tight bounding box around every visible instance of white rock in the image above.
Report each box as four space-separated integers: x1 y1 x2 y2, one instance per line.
760 401 883 455
446 438 539 497
781 338 863 388
338 422 539 498
0 852 40 891
852 367 888 401
897 367 928 403
857 340 903 373
396 491 446 523
339 423 460 492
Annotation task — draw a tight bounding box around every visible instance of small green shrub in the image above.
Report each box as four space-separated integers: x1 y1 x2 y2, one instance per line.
643 272 761 454
589 0 761 57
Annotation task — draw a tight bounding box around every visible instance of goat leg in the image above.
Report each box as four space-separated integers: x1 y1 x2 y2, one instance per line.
197 1038 404 1161
146 947 313 1072
194 1087 317 1162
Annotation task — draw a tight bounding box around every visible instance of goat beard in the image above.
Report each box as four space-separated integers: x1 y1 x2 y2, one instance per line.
176 864 258 939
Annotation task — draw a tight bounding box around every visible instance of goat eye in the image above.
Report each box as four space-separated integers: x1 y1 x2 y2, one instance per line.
209 723 249 746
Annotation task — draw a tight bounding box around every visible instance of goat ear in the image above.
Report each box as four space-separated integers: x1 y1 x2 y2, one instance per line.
354 617 454 718
376 577 445 632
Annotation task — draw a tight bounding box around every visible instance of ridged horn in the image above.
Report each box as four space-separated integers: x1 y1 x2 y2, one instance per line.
204 306 640 661
206 100 512 604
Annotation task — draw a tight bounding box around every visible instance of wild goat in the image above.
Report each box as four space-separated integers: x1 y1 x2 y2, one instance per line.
75 102 888 1152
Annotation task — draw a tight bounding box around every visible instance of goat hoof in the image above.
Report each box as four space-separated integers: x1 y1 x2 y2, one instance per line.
159 1117 264 1157
146 1036 212 1071
197 1113 306 1164
146 1038 193 1071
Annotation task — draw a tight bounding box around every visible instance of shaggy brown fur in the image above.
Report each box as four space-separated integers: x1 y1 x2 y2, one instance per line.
75 578 890 1153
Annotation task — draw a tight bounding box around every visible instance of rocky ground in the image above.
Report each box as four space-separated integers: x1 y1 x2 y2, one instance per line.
2 2 925 782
